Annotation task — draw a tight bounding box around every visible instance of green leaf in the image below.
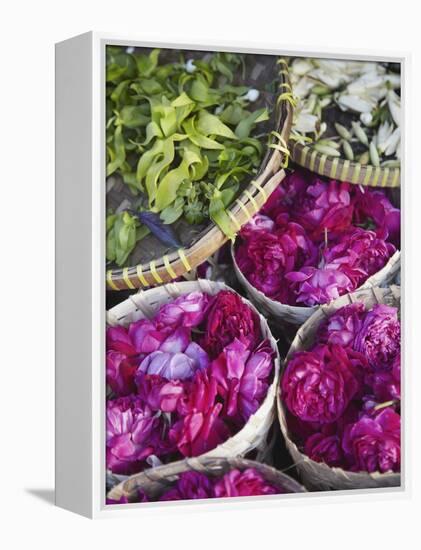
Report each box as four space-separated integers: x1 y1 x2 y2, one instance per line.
118 105 150 128
235 108 269 139
196 110 237 140
135 48 160 77
106 125 126 176
183 117 225 150
209 193 235 239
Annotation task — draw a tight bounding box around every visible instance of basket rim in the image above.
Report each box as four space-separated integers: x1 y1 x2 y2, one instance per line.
290 141 400 188
277 285 401 488
106 57 294 291
107 456 307 501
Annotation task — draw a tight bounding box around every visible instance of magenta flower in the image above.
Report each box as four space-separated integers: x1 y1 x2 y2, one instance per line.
211 338 274 422
201 290 261 358
286 264 358 306
282 344 365 424
135 373 185 412
241 213 275 235
342 407 400 473
354 304 400 370
106 395 170 474
107 325 137 355
214 468 281 497
317 303 365 346
304 433 344 468
367 354 401 402
177 369 218 416
169 403 231 457
353 187 400 247
154 292 210 329
159 471 215 501
106 351 138 396
324 227 395 279
127 319 171 354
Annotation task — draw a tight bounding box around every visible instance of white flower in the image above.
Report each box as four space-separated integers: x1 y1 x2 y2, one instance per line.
126 46 135 54
245 88 259 102
294 112 318 133
360 112 373 125
185 59 196 73
387 90 401 126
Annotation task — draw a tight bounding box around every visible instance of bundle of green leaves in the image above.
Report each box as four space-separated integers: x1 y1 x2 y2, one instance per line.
106 47 273 267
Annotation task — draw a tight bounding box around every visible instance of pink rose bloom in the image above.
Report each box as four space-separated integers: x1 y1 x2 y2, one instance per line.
177 369 218 416
211 338 274 423
240 213 275 235
353 187 400 247
159 471 215 501
342 407 400 473
128 319 171 354
317 303 365 346
169 403 231 457
292 178 354 240
201 290 261 358
214 468 281 497
106 325 137 356
282 344 365 424
106 396 170 474
304 433 345 468
106 351 138 396
354 304 400 370
367 355 401 402
324 227 395 280
154 292 210 329
286 264 358 306
135 373 185 412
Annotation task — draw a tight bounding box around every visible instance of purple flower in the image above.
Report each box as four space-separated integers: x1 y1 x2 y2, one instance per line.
367 354 401 402
354 304 400 370
285 264 358 306
304 433 344 468
106 395 170 474
214 468 281 497
211 338 274 423
240 213 275 235
282 344 365 424
317 303 365 346
201 290 261 358
159 471 215 501
136 347 208 380
154 292 210 329
136 374 185 412
128 319 171 354
342 407 400 473
107 325 137 356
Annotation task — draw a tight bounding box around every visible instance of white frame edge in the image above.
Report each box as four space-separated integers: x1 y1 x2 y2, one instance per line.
55 31 410 519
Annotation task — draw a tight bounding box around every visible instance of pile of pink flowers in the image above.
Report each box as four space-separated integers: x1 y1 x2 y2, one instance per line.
282 302 401 473
106 290 275 476
107 467 284 504
235 169 400 307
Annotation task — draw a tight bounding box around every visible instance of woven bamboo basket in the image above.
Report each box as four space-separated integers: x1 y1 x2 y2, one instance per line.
277 285 401 491
290 141 400 188
107 456 305 502
232 240 401 326
107 279 281 476
106 55 294 291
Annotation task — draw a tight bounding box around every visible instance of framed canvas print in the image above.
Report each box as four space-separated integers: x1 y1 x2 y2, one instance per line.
55 32 405 518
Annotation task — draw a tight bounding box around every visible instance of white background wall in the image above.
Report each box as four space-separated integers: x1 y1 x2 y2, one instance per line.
1 0 419 547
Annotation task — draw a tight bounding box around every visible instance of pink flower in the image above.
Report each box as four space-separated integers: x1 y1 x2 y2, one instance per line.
211 338 274 422
128 319 171 354
214 468 281 497
286 264 358 306
304 433 344 468
353 187 400 247
154 292 210 329
241 213 275 234
342 407 400 473
177 369 218 416
169 403 231 457
292 177 354 239
201 290 261 358
106 396 171 474
107 325 137 355
324 227 395 279
159 471 215 501
354 304 400 370
282 344 365 424
106 351 138 396
367 354 401 402
135 374 185 412
317 303 365 346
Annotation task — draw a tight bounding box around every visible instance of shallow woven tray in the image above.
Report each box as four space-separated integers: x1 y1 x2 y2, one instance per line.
278 285 401 491
107 456 306 502
106 53 294 290
107 279 280 478
290 141 400 188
